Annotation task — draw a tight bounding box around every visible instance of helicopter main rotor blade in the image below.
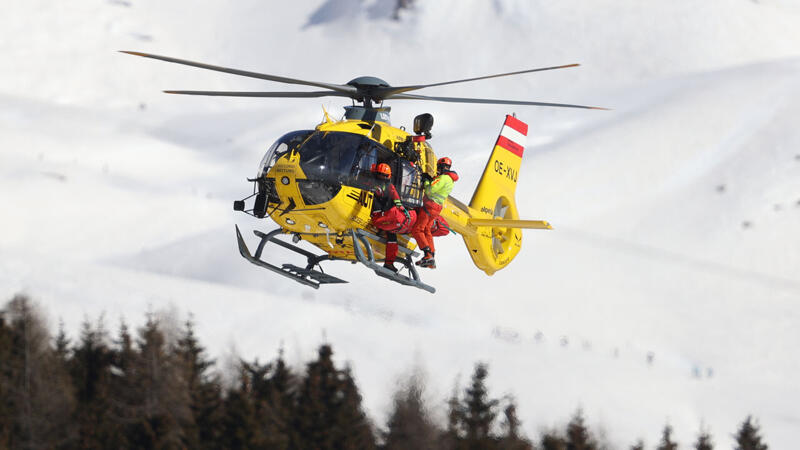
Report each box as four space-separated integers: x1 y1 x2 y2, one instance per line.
388 93 609 110
373 64 580 98
120 51 357 96
163 90 354 98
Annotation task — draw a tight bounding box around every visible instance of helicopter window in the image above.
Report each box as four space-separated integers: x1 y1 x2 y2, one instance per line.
297 179 341 206
395 159 423 208
258 129 313 177
298 132 367 183
297 131 393 186
352 141 395 189
295 131 418 205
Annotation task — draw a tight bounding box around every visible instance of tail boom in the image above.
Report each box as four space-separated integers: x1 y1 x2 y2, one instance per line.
447 114 550 275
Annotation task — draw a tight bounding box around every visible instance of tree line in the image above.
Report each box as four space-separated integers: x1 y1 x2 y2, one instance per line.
0 294 770 449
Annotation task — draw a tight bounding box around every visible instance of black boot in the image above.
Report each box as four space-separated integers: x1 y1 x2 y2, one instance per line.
383 241 399 272
415 248 435 268
418 256 436 269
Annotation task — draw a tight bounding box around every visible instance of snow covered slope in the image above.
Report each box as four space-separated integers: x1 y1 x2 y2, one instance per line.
2 0 800 447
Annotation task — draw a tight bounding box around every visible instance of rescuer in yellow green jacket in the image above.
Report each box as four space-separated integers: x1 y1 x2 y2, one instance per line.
412 157 458 269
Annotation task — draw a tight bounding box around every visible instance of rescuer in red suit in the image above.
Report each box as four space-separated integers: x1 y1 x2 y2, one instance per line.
411 157 458 269
369 163 414 273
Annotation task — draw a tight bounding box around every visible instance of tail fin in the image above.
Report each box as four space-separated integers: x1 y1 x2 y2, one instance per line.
462 115 547 274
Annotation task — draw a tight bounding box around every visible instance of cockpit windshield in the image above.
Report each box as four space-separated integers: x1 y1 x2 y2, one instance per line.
296 132 374 185
258 130 313 177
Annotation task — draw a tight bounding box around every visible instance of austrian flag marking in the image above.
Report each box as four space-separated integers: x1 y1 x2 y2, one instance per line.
495 115 528 158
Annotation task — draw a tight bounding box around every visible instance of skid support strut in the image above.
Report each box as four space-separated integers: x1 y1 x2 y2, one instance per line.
349 229 436 294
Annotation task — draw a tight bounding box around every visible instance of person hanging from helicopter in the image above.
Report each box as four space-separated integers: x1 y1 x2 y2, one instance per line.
369 163 415 273
411 157 459 269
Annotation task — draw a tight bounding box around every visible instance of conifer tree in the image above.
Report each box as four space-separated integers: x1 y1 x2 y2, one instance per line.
70 317 120 447
566 409 597 450
657 424 678 450
240 349 297 449
462 362 498 448
441 386 464 449
630 439 645 450
175 316 223 449
294 344 339 449
108 319 137 448
498 399 533 450
0 309 12 447
0 295 75 448
734 416 768 450
293 344 376 449
220 366 264 449
54 319 70 361
383 370 439 450
694 425 714 450
243 358 290 449
268 348 297 447
541 431 567 450
125 313 189 448
337 365 377 449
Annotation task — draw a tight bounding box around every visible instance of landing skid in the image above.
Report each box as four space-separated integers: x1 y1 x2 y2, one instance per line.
235 226 436 293
235 226 347 289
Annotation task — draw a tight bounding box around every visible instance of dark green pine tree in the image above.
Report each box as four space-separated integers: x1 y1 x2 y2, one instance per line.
294 344 339 449
268 348 297 448
695 429 714 450
175 316 223 449
441 386 464 450
54 319 70 361
383 371 440 450
0 295 75 449
293 344 376 449
657 424 678 450
220 365 264 449
498 399 533 450
0 308 12 447
630 439 645 450
734 416 768 450
125 313 189 448
244 358 289 449
70 317 121 447
108 319 137 448
540 431 567 450
337 365 377 449
462 362 499 449
243 348 298 449
566 409 597 450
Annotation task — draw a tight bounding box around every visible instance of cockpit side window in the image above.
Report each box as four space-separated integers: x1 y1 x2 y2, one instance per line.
352 140 395 189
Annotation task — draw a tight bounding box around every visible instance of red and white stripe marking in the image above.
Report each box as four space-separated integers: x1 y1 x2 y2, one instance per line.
495 115 528 158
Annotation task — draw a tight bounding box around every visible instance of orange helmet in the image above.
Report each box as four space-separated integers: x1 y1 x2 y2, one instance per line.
437 157 452 171
375 163 392 179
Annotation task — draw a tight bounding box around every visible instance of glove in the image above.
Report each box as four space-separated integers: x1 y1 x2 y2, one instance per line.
421 173 433 184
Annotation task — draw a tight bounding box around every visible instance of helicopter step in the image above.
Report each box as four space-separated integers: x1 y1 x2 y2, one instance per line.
235 225 347 289
349 229 436 294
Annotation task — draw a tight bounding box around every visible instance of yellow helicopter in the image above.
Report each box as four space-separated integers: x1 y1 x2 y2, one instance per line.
122 51 605 293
